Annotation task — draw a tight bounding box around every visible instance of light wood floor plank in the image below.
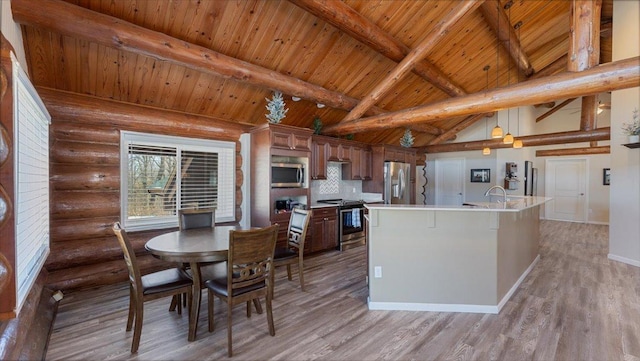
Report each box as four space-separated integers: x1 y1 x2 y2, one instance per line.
46 220 640 360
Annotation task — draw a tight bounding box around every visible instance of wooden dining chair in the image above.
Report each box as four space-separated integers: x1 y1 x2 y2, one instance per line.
112 222 193 353
178 207 216 230
170 207 217 310
273 208 311 291
204 224 279 357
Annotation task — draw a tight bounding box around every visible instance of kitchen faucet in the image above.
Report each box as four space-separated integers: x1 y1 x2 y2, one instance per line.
484 185 507 203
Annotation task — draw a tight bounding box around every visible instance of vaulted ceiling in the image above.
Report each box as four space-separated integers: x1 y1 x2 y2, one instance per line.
16 0 613 147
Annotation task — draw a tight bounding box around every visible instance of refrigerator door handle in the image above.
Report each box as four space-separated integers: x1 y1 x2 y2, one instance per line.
398 168 405 199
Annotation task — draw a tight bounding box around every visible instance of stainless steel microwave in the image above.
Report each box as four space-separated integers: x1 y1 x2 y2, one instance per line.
271 162 304 188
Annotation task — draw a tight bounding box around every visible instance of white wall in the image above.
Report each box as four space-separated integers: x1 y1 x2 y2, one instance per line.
1 0 28 71
609 0 640 267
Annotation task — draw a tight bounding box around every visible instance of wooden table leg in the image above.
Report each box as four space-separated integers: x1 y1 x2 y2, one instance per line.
188 261 201 341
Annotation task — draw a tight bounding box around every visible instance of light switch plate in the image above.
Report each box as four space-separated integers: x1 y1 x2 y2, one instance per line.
374 266 382 278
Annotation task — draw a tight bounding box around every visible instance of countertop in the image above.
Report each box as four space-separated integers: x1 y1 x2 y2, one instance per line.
364 196 552 212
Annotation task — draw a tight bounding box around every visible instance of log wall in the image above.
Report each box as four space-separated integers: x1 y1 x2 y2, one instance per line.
41 88 252 291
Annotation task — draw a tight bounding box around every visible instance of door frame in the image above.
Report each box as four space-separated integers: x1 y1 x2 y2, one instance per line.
434 158 465 206
544 157 589 223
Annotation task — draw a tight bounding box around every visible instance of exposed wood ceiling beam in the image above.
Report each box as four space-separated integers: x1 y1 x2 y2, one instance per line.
479 0 534 77
570 1 601 144
341 1 481 122
322 57 640 135
420 128 610 153
36 87 253 140
568 0 602 72
534 102 556 108
289 0 468 98
11 0 397 119
536 98 577 122
409 123 446 136
536 146 609 157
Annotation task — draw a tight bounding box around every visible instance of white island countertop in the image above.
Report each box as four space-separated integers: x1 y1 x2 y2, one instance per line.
364 196 552 212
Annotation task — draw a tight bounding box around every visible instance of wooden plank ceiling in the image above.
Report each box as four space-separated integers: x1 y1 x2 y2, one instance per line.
18 0 613 147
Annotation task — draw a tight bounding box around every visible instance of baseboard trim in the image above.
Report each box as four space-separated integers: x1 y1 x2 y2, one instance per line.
367 255 541 315
367 299 499 314
608 254 640 267
496 255 540 312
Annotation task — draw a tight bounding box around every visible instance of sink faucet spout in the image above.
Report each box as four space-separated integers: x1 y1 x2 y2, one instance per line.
484 185 507 203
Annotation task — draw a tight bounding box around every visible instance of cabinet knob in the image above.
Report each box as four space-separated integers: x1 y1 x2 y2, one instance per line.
324 217 328 221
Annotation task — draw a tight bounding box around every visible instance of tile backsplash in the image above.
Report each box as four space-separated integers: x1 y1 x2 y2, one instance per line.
311 162 362 200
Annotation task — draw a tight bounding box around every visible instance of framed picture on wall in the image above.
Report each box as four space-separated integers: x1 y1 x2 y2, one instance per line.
470 169 490 183
603 168 611 186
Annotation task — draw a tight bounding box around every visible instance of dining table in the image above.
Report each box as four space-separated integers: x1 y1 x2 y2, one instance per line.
145 225 247 341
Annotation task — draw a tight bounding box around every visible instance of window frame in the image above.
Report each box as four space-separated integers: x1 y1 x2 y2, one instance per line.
120 131 235 231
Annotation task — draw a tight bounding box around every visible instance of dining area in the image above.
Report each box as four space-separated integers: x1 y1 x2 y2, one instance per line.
109 207 312 357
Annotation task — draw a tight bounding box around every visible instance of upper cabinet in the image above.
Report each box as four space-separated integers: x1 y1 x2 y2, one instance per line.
312 135 370 181
326 141 351 162
311 137 328 180
269 125 312 153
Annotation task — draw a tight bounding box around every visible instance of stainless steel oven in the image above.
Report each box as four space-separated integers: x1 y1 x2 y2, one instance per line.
318 199 366 250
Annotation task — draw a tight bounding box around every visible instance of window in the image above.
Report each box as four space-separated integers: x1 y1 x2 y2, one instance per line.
12 52 51 315
121 131 235 231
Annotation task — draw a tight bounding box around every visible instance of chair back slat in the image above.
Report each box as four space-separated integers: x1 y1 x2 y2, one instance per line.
227 225 278 292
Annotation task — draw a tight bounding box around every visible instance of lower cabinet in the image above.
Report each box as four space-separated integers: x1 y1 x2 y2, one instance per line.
310 207 338 253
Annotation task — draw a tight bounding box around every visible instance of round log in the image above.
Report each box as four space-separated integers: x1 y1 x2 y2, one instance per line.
50 191 120 220
51 121 120 144
46 229 168 270
51 164 119 191
50 216 119 242
45 254 174 291
50 140 119 165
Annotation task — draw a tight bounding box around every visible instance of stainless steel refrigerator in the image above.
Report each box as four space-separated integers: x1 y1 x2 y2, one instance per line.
384 161 411 204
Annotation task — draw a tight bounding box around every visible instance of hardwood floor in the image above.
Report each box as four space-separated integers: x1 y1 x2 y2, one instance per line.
46 220 640 360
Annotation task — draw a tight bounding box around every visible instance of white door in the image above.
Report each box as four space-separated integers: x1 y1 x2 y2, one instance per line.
545 158 587 222
435 158 464 205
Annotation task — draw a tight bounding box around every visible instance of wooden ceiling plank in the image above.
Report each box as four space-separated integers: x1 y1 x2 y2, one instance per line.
427 113 490 145
322 56 640 135
340 0 481 123
536 98 577 123
289 0 468 98
421 128 610 153
10 0 375 115
479 0 534 77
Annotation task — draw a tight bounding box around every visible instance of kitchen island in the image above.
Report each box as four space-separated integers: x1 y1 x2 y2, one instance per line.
364 196 551 314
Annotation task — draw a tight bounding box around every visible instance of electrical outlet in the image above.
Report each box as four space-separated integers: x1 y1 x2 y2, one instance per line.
352 187 356 193
374 266 382 278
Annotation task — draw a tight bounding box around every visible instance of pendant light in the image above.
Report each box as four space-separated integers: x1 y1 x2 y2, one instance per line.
512 18 523 149
491 9 504 139
503 1 513 145
482 65 491 155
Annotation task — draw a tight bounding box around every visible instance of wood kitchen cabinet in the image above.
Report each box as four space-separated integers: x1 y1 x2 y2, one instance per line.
310 207 338 253
326 141 351 162
250 123 312 233
270 126 312 152
360 148 372 180
310 137 328 180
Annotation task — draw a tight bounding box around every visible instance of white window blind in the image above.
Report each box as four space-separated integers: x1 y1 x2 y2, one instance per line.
121 131 235 231
12 52 51 314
